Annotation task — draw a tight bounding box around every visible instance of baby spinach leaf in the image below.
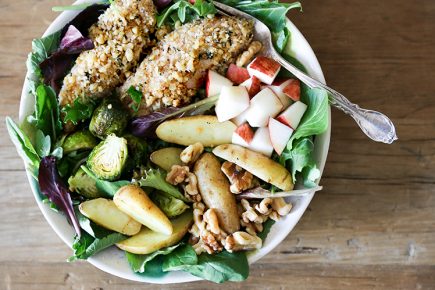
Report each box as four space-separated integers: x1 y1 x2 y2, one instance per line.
62 98 96 125
69 231 127 261
257 218 275 242
127 244 183 273
135 168 188 202
163 247 249 283
27 84 62 141
35 130 51 158
81 165 130 197
5 117 40 177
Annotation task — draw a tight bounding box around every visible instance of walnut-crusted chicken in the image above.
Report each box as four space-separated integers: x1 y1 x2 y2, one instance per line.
119 15 254 115
58 0 157 107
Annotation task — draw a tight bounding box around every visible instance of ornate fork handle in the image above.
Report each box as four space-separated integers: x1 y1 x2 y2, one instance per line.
273 52 398 144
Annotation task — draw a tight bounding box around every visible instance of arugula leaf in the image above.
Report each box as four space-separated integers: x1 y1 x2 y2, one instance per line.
81 165 130 197
69 231 127 261
135 168 189 202
27 84 62 141
5 117 40 176
287 87 329 148
62 98 96 125
157 0 217 27
127 244 183 273
163 248 249 283
127 86 143 113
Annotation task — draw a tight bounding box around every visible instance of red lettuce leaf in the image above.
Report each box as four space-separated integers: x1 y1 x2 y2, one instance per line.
129 95 218 138
40 4 108 92
38 156 81 237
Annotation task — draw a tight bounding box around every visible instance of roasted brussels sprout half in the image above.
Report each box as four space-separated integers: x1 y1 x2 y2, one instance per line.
89 98 129 139
68 167 102 199
150 191 189 218
87 134 128 181
123 134 148 171
62 130 98 154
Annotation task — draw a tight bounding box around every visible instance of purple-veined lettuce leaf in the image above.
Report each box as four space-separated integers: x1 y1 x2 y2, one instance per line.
130 95 218 138
38 156 81 237
40 4 109 92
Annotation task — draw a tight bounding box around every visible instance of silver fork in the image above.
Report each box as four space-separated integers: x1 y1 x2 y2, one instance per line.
215 2 398 144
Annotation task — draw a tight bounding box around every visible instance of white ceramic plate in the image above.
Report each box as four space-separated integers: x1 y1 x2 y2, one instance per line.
18 0 331 284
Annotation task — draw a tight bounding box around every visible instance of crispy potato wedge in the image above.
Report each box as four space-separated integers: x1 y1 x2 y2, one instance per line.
194 153 239 233
150 147 183 171
79 198 141 236
114 185 173 235
156 115 236 147
213 144 293 191
116 210 193 254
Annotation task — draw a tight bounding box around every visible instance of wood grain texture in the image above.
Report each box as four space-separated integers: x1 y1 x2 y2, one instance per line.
1 0 434 289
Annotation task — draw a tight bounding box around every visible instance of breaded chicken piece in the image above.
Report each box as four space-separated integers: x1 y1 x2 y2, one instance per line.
58 0 157 107
119 15 254 116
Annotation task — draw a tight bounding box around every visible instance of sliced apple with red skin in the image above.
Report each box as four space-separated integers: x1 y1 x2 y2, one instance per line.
282 79 301 101
249 127 274 157
232 123 254 147
265 78 299 108
276 101 307 129
247 56 281 85
215 86 250 122
226 64 250 85
206 70 233 97
268 117 294 155
231 109 248 127
240 76 261 98
245 87 283 127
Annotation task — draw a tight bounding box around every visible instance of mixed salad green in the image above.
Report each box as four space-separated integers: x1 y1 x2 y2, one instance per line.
7 0 328 283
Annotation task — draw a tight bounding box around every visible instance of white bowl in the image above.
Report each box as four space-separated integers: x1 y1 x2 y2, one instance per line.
18 0 331 284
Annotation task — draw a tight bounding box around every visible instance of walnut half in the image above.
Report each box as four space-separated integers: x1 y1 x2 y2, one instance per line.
221 161 258 194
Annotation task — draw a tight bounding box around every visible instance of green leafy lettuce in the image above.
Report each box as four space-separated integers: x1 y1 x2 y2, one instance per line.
157 0 217 28
150 191 189 218
62 98 97 125
81 165 130 197
136 168 189 202
127 86 143 113
126 244 183 273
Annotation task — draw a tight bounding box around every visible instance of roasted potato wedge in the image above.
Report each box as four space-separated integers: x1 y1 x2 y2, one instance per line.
114 185 173 235
194 153 239 233
116 210 193 254
150 147 183 171
213 144 293 191
156 116 236 147
79 198 141 236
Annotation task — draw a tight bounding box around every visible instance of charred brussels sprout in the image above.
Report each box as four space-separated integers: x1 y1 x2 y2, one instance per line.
62 130 98 154
89 98 129 139
68 167 101 199
150 191 189 218
87 134 128 180
123 134 148 171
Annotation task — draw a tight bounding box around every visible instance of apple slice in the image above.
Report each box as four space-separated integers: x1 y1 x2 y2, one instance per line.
231 109 248 127
239 76 261 98
282 79 301 101
268 118 294 155
206 70 233 97
266 78 299 108
245 88 283 127
249 127 274 157
247 56 281 85
232 123 254 147
276 101 307 129
215 86 250 122
226 64 250 85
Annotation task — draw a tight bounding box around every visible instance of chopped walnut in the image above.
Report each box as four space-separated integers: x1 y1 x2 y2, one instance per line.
180 142 204 164
272 197 293 216
254 197 273 216
224 231 262 252
184 172 201 202
236 41 263 67
240 199 267 224
166 165 190 185
221 161 258 194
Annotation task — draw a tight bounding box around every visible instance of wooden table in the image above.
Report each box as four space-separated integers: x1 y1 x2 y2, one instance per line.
1 0 434 289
